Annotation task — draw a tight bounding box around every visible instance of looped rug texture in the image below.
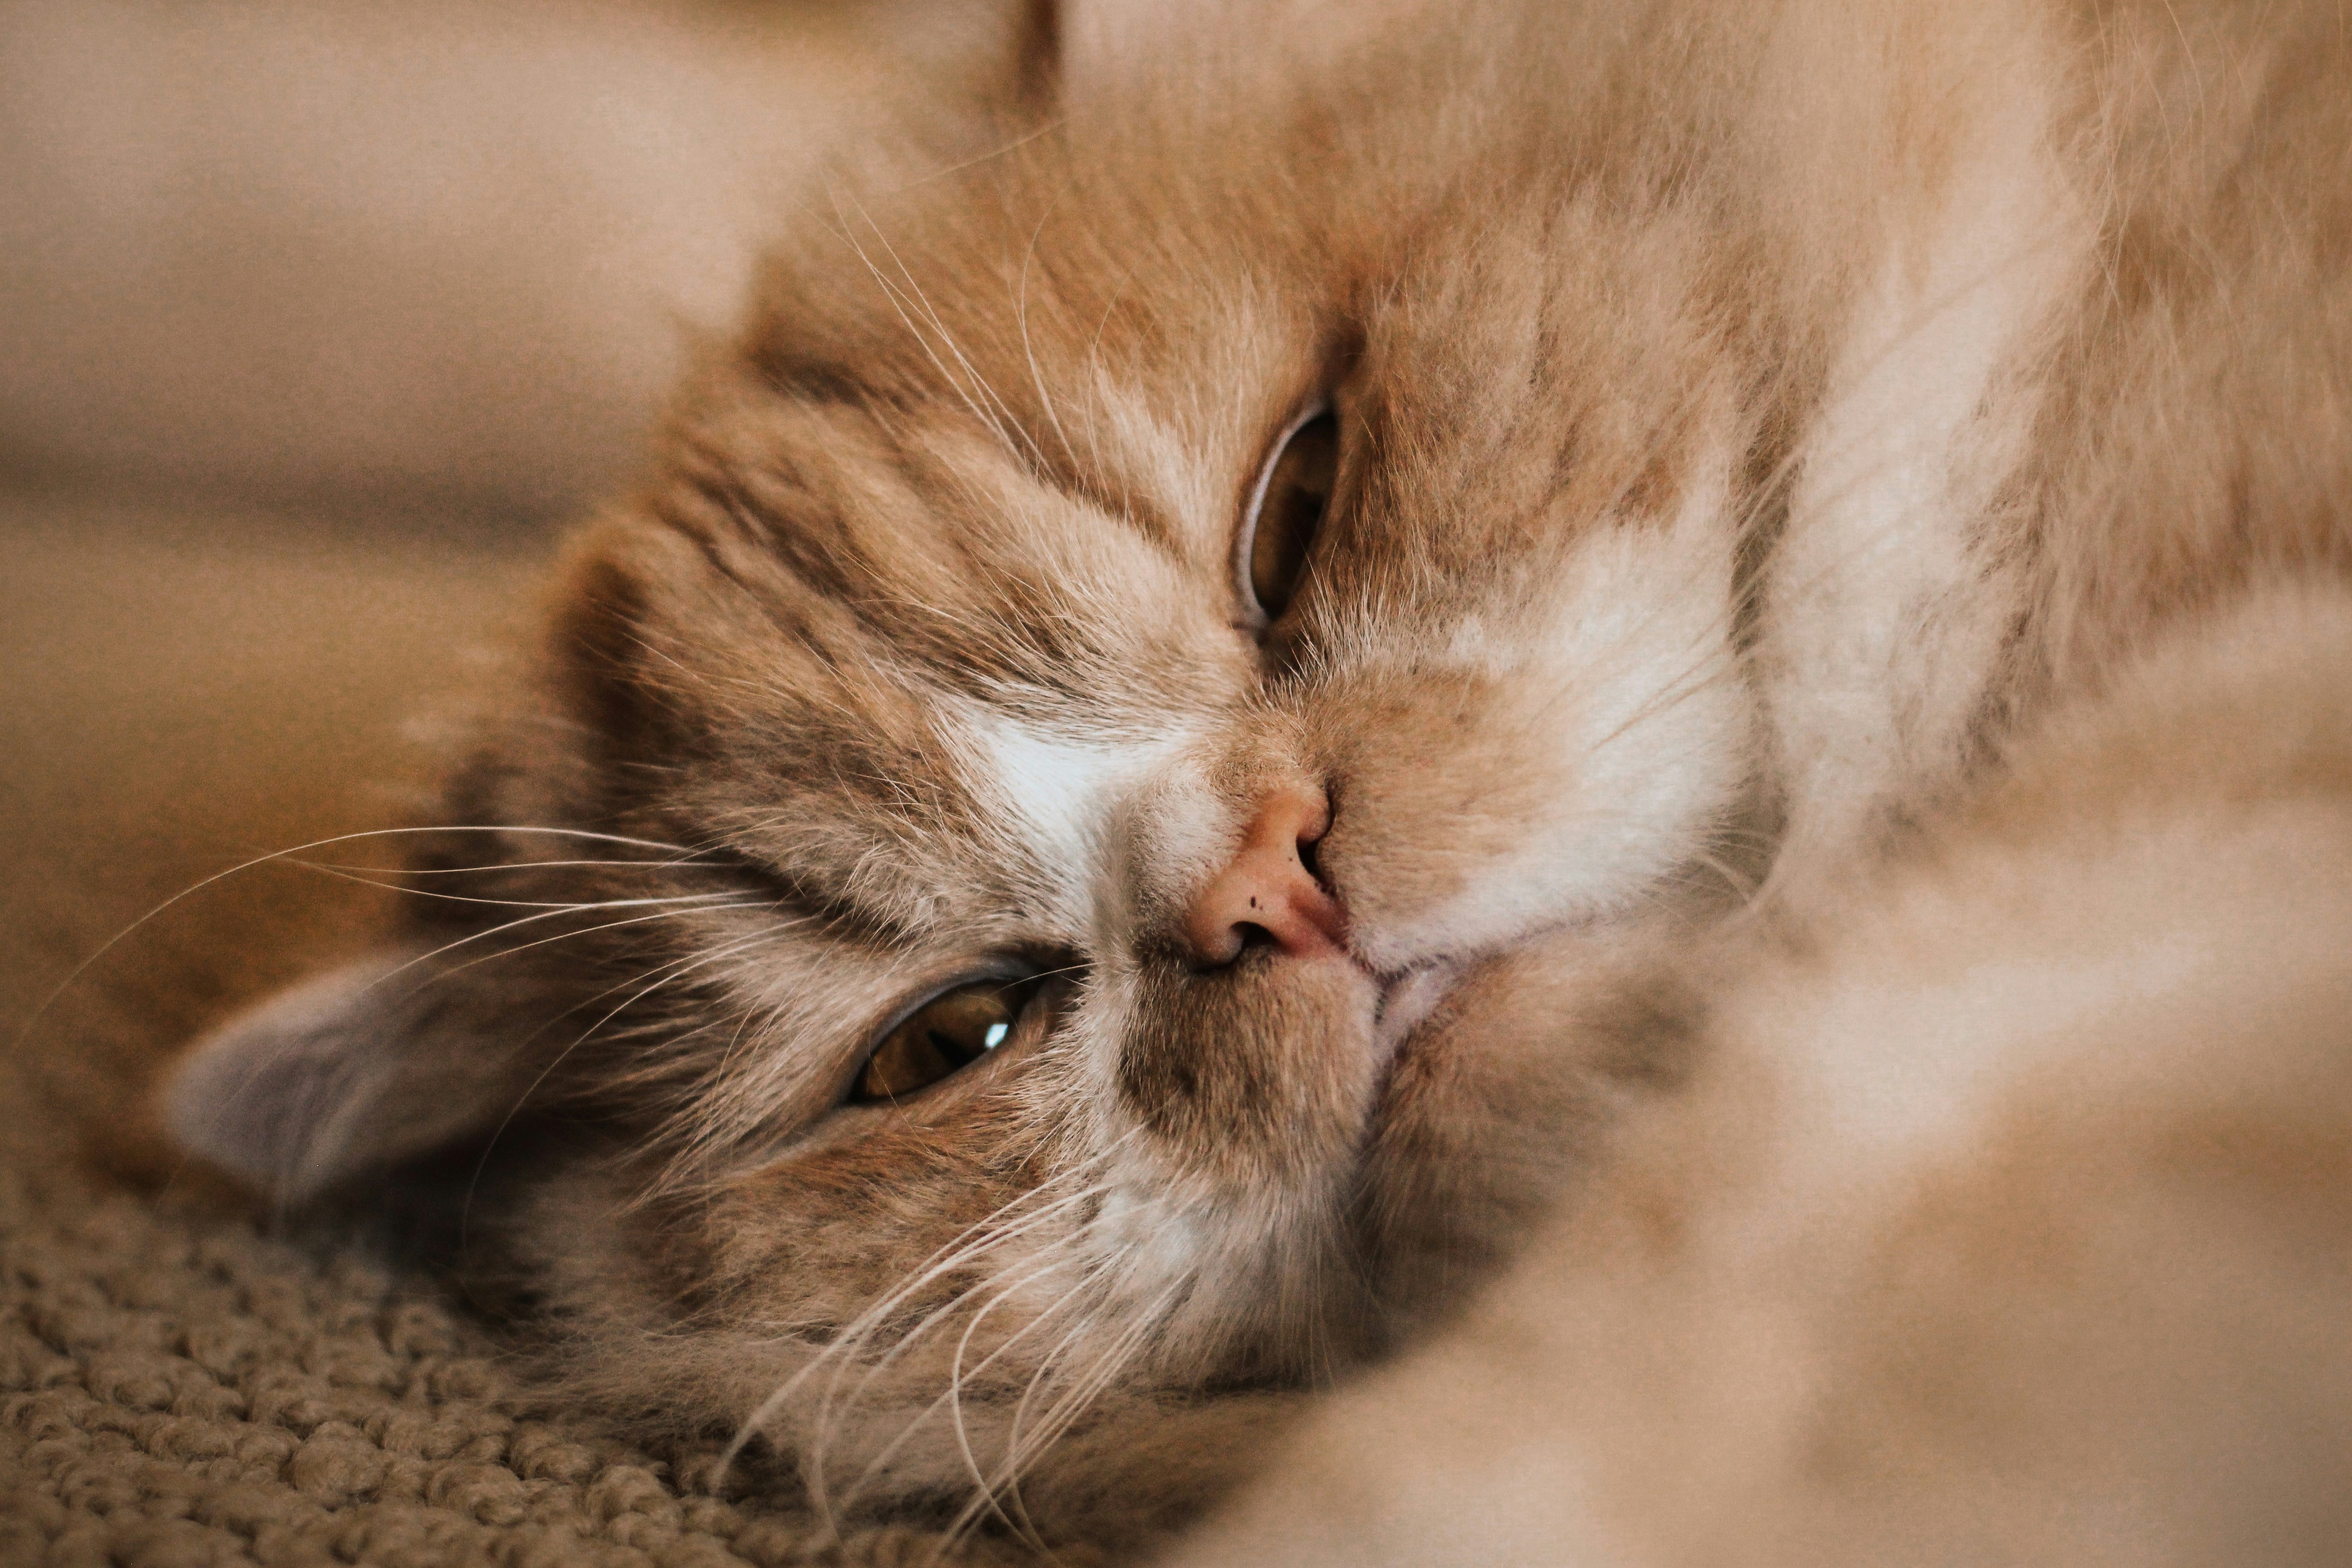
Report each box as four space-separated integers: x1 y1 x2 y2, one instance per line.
0 1161 1031 1568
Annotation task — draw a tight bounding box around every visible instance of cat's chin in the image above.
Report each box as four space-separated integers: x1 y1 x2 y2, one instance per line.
1359 913 1615 1083
1345 921 1701 1334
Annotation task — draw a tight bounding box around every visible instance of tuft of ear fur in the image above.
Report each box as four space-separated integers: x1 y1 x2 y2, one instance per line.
165 951 538 1204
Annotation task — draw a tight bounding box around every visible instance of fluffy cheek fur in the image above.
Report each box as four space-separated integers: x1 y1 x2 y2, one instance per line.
1310 504 1755 972
515 1083 1081 1514
1083 953 1385 1369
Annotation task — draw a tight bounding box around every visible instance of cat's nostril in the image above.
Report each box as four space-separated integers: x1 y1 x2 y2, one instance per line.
1295 832 1325 884
1181 784 1348 969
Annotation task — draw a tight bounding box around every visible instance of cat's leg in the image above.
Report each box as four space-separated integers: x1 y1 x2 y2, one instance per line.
1159 583 2352 1567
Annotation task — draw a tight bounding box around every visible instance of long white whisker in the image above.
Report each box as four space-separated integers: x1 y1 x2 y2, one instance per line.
11 825 696 1054
727 1136 1144 1519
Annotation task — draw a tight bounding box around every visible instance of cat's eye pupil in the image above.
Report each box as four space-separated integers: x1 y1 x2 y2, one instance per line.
1245 410 1338 622
851 977 1039 1104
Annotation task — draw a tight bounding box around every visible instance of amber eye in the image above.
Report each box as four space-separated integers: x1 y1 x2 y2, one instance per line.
1237 404 1339 624
849 975 1043 1104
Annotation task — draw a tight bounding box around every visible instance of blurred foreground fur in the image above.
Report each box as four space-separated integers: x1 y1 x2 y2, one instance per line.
1169 589 2352 1565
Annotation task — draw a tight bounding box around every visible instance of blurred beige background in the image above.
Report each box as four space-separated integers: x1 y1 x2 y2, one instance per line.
0 0 1013 1143
0 0 1019 517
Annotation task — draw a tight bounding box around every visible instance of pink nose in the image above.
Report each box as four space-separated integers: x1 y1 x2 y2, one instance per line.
1182 785 1347 967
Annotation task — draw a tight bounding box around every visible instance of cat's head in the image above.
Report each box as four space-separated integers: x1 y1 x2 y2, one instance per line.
170 0 1766 1540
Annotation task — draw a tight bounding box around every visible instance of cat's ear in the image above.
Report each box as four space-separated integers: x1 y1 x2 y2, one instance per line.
1008 0 1063 111
165 950 539 1203
1002 0 1353 115
994 0 1155 112
898 0 1231 135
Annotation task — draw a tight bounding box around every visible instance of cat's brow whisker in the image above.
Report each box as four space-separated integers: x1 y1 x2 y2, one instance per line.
276 857 753 910
358 894 765 1003
293 855 735 877
399 905 779 1021
863 205 1045 473
1012 186 1084 477
823 179 1035 470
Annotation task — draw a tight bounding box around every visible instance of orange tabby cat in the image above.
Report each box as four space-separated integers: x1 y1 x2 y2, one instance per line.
170 0 2352 1556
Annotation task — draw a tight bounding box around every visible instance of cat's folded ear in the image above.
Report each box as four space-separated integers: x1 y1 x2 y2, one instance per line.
1007 0 1150 107
990 0 1185 114
1009 0 1063 111
164 950 543 1204
998 0 1381 119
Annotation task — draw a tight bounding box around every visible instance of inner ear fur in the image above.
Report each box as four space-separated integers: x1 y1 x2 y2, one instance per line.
542 520 757 799
163 949 560 1205
545 536 668 761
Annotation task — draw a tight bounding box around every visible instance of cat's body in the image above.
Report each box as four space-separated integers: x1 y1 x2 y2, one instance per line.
168 0 2352 1556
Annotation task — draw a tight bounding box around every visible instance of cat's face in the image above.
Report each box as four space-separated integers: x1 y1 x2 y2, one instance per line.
172 5 1766 1536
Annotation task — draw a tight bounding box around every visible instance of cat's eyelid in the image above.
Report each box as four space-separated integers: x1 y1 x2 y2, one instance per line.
1233 397 1334 631
864 962 1042 1048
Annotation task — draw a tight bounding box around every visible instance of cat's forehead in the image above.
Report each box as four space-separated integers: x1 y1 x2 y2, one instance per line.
724 110 1730 570
598 161 1341 825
